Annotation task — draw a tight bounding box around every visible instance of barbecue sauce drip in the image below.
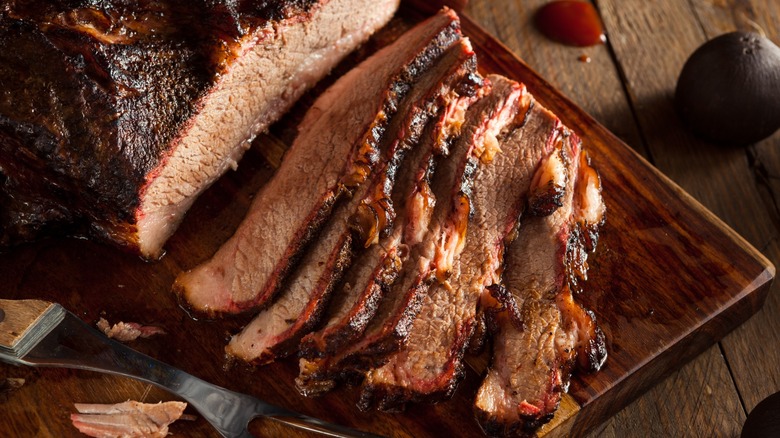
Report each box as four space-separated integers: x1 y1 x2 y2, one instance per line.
535 1 606 47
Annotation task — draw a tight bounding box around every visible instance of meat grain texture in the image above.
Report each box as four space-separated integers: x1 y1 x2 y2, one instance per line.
0 3 608 437
474 137 606 435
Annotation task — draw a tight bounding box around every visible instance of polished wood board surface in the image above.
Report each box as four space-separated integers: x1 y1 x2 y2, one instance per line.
0 3 773 437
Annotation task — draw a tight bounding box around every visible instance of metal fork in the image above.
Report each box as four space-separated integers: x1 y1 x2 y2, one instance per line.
0 299 383 438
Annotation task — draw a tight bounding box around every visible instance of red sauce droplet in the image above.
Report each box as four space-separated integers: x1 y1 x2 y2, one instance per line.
535 1 606 47
578 54 592 63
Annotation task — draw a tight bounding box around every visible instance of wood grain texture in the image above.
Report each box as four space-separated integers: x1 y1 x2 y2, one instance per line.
0 2 774 437
597 0 780 433
682 0 780 415
0 299 54 351
591 3 753 436
589 347 745 437
463 0 647 156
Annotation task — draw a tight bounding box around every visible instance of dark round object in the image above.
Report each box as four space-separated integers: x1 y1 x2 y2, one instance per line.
742 391 780 438
675 31 780 145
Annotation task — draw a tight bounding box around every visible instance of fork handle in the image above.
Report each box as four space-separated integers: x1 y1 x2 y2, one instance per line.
0 299 53 343
0 299 65 360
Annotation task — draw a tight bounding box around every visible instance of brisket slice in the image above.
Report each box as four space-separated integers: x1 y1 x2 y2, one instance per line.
0 0 399 258
474 135 607 436
297 92 478 361
174 9 463 316
225 39 478 365
296 74 524 395
361 76 588 411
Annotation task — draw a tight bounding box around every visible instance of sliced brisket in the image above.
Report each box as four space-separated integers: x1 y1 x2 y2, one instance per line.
297 91 478 362
360 76 576 411
175 9 463 315
226 38 479 365
0 0 399 258
297 74 528 394
474 133 607 436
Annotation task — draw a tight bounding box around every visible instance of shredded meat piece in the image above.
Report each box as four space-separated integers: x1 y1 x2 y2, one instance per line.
70 400 187 438
96 318 166 342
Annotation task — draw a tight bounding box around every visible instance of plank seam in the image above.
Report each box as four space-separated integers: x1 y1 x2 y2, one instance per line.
747 146 780 241
592 0 657 165
718 341 748 418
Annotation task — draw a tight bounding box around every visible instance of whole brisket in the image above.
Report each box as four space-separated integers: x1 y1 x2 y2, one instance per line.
0 0 399 258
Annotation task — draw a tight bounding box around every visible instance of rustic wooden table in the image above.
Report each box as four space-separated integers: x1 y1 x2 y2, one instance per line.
464 0 780 436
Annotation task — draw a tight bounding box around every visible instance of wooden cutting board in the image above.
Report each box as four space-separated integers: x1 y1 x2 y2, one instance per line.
0 2 773 437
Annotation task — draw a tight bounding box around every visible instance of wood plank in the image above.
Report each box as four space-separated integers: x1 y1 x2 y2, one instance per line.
0 4 772 437
0 299 55 352
590 347 745 436
596 0 780 432
681 0 780 413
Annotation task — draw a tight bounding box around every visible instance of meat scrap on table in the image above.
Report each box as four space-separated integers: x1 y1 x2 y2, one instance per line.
97 318 166 343
70 400 190 438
